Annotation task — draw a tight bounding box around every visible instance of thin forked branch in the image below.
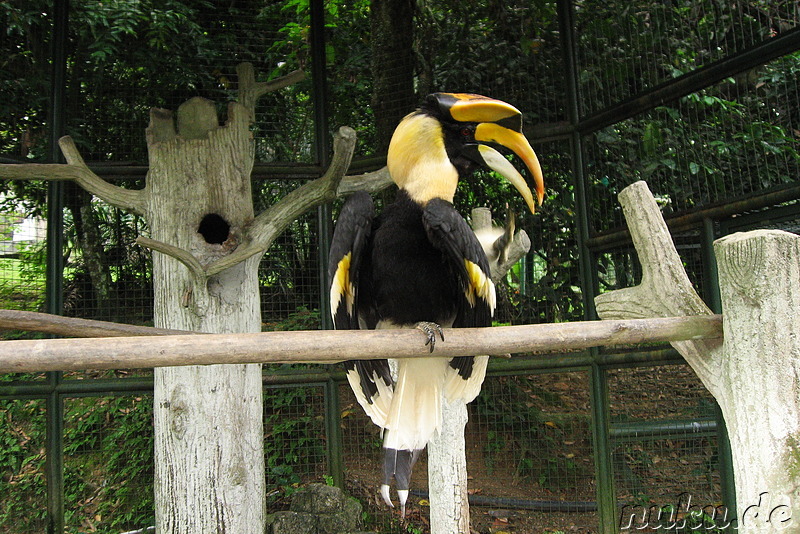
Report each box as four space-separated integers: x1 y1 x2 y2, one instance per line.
0 136 147 214
205 125 358 276
237 62 306 118
136 236 206 287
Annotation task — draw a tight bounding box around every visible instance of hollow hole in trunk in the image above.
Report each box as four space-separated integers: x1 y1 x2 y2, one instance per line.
198 213 231 244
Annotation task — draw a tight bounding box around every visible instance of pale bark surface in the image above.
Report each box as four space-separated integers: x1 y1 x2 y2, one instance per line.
713 230 800 532
428 398 471 534
595 181 800 533
144 94 266 533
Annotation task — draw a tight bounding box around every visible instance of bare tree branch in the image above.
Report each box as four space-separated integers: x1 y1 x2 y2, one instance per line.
59 136 147 212
0 309 190 338
237 62 306 118
136 236 206 287
0 136 147 214
338 166 393 195
0 315 723 373
471 207 531 282
205 125 358 276
594 181 721 392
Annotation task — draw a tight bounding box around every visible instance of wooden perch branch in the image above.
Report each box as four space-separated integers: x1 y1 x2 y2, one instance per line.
0 136 146 214
0 310 189 338
0 315 722 373
237 63 306 117
205 125 358 276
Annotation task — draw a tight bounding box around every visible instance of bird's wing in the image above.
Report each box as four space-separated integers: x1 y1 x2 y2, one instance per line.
422 198 495 402
328 191 394 426
329 191 375 330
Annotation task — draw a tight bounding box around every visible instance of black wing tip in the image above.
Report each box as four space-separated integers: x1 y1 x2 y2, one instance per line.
347 359 394 403
449 355 475 379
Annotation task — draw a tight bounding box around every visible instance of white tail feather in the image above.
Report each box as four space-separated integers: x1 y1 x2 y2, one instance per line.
345 369 394 428
444 355 489 403
383 357 448 451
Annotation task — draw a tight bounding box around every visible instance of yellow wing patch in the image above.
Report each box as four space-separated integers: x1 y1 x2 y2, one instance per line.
463 259 496 314
330 253 354 317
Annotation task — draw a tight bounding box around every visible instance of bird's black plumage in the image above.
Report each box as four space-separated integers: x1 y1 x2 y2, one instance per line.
368 191 464 326
329 190 492 404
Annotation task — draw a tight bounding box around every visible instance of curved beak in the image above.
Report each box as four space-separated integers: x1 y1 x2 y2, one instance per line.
474 122 544 214
433 93 544 214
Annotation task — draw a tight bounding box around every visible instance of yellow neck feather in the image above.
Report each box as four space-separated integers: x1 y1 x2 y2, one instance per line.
387 113 459 204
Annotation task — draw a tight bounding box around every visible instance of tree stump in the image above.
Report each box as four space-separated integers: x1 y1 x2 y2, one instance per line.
596 181 800 532
146 96 266 533
0 62 360 534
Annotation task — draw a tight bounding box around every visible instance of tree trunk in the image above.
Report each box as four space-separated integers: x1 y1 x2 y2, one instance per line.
146 97 265 533
714 230 800 532
370 0 416 152
428 399 470 534
64 184 117 320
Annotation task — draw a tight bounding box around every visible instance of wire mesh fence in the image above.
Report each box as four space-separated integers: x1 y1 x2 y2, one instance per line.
0 398 49 533
609 363 725 532
585 54 800 236
575 0 800 118
62 395 154 533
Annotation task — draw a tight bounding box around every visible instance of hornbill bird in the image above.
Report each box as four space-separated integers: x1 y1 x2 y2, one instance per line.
328 93 544 516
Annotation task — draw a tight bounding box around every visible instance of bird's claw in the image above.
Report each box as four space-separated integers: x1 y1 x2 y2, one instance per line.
380 484 409 519
381 484 394 509
415 321 444 353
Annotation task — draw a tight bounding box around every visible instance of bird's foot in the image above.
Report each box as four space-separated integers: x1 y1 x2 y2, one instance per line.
415 321 444 353
380 484 410 519
382 448 421 519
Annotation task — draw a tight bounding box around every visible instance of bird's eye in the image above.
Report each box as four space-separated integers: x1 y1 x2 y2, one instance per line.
461 127 472 138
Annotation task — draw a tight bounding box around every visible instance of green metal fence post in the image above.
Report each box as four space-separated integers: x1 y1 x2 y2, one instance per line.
310 0 339 487
589 363 618 532
45 391 64 534
310 0 334 331
558 0 617 530
45 0 69 531
324 378 344 488
702 217 737 530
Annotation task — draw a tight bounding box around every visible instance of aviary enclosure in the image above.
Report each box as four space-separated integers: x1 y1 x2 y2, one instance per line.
0 0 798 532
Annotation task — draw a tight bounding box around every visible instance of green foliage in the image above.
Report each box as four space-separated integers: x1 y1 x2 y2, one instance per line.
61 396 155 532
0 396 155 533
263 386 326 504
0 239 47 313
0 399 48 532
263 306 321 332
